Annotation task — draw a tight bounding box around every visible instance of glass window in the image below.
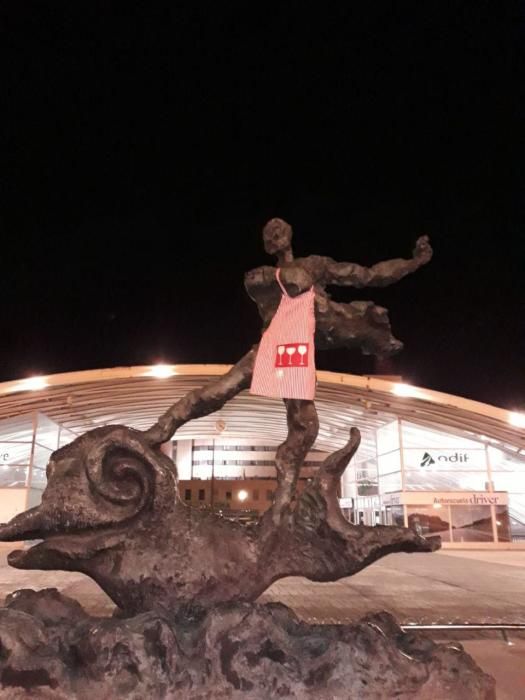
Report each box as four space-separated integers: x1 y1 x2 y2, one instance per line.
27 487 43 508
450 505 493 543
491 472 525 493
377 451 401 476
31 444 53 471
213 464 244 479
266 490 274 501
30 467 47 490
509 511 525 541
198 489 205 501
384 505 404 527
378 471 402 493
225 491 232 501
488 447 525 471
495 506 511 542
403 470 488 492
0 465 28 488
184 489 191 501
0 442 32 466
245 465 277 478
0 414 35 442
192 463 212 479
340 477 357 499
253 489 259 500
376 421 399 455
507 493 525 533
401 421 483 450
357 480 378 496
34 413 60 450
356 459 378 497
58 427 78 449
407 505 451 542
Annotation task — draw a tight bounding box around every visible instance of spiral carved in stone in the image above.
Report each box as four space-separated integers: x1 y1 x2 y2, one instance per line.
85 428 178 516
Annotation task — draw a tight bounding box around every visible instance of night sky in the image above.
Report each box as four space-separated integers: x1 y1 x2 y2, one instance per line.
2 3 524 409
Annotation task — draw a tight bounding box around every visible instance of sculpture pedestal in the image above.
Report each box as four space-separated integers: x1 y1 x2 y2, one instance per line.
0 588 495 699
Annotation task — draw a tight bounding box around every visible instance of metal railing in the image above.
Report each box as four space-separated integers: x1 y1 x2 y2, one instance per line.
401 622 525 645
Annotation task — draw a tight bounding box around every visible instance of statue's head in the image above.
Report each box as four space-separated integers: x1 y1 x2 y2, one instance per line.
0 425 178 570
262 218 293 256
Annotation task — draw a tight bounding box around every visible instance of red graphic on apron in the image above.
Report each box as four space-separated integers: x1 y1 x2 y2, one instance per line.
275 343 309 367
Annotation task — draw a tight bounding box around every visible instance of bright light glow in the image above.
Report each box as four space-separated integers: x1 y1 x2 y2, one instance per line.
237 489 248 502
147 365 175 379
496 520 502 526
19 376 48 391
433 502 442 509
478 434 500 446
392 383 423 398
509 412 525 428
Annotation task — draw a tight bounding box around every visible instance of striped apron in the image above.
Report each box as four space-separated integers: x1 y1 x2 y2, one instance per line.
250 269 316 400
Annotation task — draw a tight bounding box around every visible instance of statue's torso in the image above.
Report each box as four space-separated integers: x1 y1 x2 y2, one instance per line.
244 256 400 355
244 257 328 327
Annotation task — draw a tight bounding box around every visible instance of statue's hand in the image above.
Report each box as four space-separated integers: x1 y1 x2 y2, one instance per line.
413 235 433 265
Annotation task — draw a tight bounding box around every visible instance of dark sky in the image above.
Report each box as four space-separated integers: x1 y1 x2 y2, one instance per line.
2 2 524 409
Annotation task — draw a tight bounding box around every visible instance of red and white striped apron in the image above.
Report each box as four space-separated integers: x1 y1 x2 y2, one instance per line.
250 269 316 400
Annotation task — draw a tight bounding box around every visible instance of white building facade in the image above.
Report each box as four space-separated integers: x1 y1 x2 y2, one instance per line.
0 366 524 548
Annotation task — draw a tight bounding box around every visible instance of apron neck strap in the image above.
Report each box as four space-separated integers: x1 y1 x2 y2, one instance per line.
276 268 289 296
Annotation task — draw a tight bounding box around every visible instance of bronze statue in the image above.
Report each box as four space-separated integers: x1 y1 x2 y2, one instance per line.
0 219 436 612
245 218 432 357
0 219 437 615
0 220 493 699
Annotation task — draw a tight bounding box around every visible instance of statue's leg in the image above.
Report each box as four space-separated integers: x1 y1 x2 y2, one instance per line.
261 399 319 528
143 346 257 444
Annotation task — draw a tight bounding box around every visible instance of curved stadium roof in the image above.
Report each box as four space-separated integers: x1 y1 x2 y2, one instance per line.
0 366 524 461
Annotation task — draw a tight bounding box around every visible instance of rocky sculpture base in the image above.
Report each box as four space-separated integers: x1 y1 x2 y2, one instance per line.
0 589 494 700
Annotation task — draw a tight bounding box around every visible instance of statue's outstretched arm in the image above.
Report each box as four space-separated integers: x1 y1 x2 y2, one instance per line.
322 235 432 288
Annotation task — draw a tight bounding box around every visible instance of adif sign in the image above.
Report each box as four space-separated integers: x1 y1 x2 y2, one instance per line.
403 448 487 470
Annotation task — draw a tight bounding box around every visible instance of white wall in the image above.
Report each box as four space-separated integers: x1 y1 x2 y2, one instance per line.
0 488 29 522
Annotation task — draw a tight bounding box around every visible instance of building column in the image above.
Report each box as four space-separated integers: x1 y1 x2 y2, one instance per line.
397 419 408 527
485 444 499 544
25 412 39 509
